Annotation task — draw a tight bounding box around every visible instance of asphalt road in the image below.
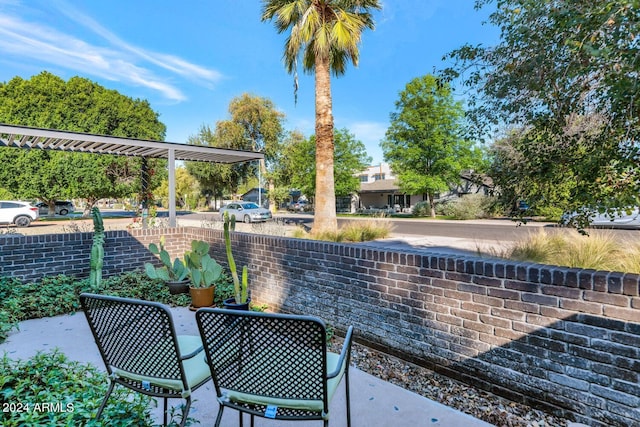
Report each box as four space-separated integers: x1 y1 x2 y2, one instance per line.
272 213 639 244
7 210 638 246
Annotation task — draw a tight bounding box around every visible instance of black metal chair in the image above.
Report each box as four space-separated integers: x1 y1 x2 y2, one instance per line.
195 308 354 427
79 293 211 426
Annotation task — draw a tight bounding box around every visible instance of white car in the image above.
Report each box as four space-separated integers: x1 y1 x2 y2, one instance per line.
0 200 40 227
562 207 640 229
219 202 272 223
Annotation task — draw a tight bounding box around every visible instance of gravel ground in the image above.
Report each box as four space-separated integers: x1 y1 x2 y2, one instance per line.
333 337 570 427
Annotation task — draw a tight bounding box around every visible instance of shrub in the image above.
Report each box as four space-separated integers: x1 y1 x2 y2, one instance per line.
439 194 496 220
508 229 640 274
339 220 393 242
0 351 153 426
295 219 393 242
412 201 431 217
0 271 194 344
0 275 85 341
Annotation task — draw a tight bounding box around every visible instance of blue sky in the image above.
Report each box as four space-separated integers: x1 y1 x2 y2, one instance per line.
0 0 499 165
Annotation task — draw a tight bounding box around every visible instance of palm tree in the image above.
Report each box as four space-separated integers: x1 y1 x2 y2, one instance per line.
262 0 381 233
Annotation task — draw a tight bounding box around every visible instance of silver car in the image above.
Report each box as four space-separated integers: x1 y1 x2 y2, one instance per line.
219 202 272 223
563 207 640 229
0 200 40 227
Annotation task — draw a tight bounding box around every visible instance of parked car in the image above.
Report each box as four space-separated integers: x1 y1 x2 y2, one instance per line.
562 207 640 229
35 201 75 216
0 200 39 227
287 200 309 212
219 202 272 223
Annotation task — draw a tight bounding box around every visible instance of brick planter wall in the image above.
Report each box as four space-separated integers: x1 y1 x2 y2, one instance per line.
1 227 638 426
0 228 188 281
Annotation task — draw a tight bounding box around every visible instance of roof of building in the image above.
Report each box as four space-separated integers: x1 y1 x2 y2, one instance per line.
359 179 400 193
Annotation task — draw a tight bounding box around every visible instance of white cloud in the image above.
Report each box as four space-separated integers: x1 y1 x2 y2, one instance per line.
0 1 222 101
53 1 223 85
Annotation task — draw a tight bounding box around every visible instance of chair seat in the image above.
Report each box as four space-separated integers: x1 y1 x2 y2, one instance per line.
224 351 345 412
111 335 210 397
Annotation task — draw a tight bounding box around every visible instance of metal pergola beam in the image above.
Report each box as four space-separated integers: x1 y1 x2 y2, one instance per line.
0 123 264 226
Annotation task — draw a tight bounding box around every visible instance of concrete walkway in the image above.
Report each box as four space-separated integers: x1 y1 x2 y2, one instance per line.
0 308 493 427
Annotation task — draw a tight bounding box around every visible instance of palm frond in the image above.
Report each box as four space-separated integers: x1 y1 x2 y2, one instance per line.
262 0 381 93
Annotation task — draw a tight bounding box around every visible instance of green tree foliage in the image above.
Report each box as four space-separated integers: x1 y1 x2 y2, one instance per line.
285 128 372 201
382 74 483 218
262 0 381 233
445 1 640 220
0 72 166 211
488 127 577 219
186 94 285 206
186 125 236 204
155 166 200 209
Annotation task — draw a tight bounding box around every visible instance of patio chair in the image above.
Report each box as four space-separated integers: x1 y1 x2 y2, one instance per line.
195 308 354 427
79 293 211 427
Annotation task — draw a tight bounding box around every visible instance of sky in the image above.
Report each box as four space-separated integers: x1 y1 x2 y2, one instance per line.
0 0 500 165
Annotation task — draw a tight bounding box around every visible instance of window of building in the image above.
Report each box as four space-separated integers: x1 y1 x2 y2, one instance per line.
373 173 385 181
359 175 369 183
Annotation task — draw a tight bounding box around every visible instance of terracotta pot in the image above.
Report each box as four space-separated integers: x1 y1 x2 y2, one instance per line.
222 297 251 311
166 279 190 295
190 286 215 308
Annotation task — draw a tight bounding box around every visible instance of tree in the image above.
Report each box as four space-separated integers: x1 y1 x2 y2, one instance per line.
488 128 576 219
445 1 640 220
0 72 166 213
382 74 483 218
262 0 381 233
186 125 237 206
284 128 371 201
227 94 285 210
186 94 285 206
156 167 200 209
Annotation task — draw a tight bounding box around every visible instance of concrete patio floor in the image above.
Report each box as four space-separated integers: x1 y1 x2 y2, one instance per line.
0 307 493 427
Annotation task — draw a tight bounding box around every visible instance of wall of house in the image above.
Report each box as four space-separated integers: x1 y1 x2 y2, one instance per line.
1 227 638 426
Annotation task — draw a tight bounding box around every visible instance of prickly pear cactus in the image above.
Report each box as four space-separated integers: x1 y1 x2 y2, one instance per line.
89 207 104 290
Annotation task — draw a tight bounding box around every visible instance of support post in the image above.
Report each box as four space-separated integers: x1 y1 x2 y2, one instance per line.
169 149 176 227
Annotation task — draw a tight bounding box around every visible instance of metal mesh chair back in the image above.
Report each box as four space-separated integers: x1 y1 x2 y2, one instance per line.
196 309 327 403
80 293 184 388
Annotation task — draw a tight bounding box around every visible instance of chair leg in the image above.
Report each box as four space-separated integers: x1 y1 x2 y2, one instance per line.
214 404 224 427
95 381 115 420
179 397 192 427
163 397 168 426
345 367 352 427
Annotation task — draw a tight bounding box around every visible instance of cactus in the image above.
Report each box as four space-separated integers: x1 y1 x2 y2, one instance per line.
184 240 222 288
89 207 104 290
224 211 248 303
144 236 188 282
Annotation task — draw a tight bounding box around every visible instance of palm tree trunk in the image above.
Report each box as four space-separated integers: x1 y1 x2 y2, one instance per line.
313 55 338 233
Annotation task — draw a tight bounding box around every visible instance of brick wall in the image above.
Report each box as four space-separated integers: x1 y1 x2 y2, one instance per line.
0 228 188 281
1 227 638 426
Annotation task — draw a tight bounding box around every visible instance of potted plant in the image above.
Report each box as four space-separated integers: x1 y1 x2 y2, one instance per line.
222 211 250 310
185 240 223 308
144 236 189 294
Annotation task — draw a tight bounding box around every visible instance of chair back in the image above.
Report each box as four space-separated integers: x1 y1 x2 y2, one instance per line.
196 309 328 407
80 293 186 393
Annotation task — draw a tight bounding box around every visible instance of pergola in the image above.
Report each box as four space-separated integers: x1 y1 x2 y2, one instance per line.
0 123 264 226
